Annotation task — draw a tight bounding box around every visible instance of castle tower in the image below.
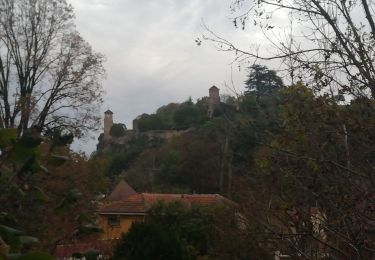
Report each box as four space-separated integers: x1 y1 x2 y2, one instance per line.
104 110 113 139
133 115 141 134
208 85 220 118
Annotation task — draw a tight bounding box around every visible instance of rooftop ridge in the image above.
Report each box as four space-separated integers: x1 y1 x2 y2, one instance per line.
140 192 222 196
106 180 137 202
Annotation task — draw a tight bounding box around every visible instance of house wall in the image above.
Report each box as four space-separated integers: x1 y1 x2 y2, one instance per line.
98 214 144 240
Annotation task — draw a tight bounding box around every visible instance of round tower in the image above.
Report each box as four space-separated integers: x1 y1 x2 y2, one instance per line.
104 110 113 139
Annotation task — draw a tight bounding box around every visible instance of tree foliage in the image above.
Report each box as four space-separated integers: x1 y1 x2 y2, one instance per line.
111 221 183 260
173 104 199 129
200 4 375 254
137 113 168 131
110 123 127 138
107 83 375 258
135 99 209 132
235 84 375 258
244 65 284 96
111 202 214 260
123 132 222 193
0 2 107 257
0 128 109 257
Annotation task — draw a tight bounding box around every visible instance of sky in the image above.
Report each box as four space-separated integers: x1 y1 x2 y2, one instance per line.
68 0 287 154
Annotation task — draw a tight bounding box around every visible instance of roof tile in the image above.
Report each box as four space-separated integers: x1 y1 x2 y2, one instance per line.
106 180 137 202
99 193 230 214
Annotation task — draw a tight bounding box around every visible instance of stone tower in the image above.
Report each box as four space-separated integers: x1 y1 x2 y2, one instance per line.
104 110 113 139
208 85 220 118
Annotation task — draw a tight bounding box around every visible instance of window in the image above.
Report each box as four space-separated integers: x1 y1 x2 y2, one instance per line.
108 215 120 226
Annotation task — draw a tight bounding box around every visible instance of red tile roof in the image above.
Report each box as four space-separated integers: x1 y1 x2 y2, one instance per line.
100 193 147 214
106 180 137 202
99 193 230 215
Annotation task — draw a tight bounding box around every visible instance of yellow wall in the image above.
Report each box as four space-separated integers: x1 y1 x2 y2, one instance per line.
98 214 144 240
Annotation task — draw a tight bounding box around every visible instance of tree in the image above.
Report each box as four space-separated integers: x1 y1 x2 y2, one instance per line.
122 132 221 193
156 103 180 128
0 0 105 137
203 0 375 99
200 0 375 257
208 203 272 260
173 105 199 129
244 65 284 97
111 202 214 260
111 221 183 260
235 84 375 258
110 123 127 138
0 128 109 256
137 114 167 131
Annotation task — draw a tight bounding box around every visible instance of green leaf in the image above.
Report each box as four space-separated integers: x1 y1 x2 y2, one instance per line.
9 184 25 198
72 252 84 258
75 224 102 236
0 213 16 227
12 252 54 260
0 169 13 182
0 129 18 149
76 213 90 223
33 187 49 203
47 130 74 149
7 253 21 259
47 155 70 166
9 141 41 174
18 236 39 245
0 225 24 236
10 145 35 167
17 129 42 148
39 165 50 174
54 190 82 214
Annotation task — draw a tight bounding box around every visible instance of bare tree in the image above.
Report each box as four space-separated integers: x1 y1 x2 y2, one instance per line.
0 0 105 137
202 0 375 99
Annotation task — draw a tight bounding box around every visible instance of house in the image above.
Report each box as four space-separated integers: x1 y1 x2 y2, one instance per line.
97 181 231 240
54 180 231 259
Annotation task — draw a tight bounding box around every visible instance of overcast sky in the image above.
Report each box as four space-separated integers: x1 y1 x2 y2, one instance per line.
69 0 287 154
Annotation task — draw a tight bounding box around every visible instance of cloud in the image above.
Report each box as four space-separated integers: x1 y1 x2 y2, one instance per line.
69 0 260 153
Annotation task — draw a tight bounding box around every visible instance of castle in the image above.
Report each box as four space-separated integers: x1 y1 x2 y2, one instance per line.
102 86 223 142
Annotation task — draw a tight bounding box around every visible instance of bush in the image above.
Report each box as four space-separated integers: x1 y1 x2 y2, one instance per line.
173 106 199 129
111 221 183 260
137 114 167 131
110 124 127 137
111 202 213 260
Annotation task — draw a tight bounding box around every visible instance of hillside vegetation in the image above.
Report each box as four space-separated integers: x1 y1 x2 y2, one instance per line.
95 66 375 258
1 64 373 259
